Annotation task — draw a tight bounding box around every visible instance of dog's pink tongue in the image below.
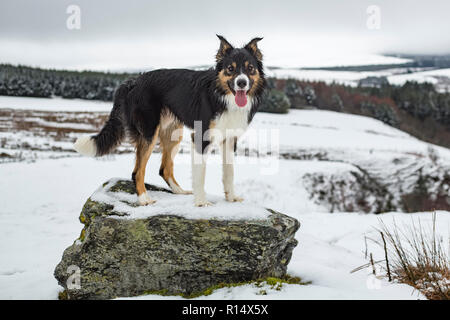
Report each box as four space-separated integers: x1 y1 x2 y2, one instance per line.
235 90 247 107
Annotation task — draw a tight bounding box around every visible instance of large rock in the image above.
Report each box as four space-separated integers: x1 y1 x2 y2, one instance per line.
54 179 300 300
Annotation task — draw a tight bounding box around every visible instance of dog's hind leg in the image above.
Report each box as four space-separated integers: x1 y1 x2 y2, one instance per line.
159 122 191 194
133 126 160 206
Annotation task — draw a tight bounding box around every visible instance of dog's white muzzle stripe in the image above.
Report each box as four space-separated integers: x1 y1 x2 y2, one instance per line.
234 73 250 92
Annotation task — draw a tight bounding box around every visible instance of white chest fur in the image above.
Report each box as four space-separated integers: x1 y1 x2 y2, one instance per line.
210 94 252 144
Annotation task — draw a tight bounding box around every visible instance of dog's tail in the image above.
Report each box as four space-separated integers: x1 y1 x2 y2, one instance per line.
74 80 134 157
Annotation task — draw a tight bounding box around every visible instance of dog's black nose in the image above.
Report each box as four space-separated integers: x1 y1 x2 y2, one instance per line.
237 79 247 89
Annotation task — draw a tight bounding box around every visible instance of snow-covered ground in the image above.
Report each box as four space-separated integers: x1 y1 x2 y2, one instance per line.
266 68 413 87
387 68 450 85
2 154 441 300
246 109 449 153
0 96 112 112
0 96 448 300
387 68 450 92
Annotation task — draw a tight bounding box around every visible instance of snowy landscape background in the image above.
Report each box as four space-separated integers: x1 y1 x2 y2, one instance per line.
1 96 449 299
0 0 449 300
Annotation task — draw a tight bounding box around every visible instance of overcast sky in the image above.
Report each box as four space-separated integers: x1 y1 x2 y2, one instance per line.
0 0 449 71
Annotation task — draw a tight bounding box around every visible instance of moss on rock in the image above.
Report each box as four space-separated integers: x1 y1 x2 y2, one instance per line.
140 275 310 299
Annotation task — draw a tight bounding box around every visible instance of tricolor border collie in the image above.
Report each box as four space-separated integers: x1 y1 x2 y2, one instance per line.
74 35 266 206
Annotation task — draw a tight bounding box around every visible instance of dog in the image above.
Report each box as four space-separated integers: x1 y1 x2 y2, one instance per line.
74 35 266 206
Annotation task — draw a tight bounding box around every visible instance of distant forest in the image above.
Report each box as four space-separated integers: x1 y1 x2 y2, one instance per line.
0 64 131 101
271 78 450 148
0 64 449 148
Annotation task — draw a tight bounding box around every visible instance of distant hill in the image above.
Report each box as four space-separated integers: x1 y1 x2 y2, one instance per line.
301 54 450 72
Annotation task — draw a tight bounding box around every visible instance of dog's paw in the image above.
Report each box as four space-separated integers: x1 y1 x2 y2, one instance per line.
168 179 193 195
194 198 213 207
138 192 156 206
226 194 244 202
172 186 193 195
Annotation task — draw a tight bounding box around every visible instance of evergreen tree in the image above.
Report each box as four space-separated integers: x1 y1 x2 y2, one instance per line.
259 89 291 114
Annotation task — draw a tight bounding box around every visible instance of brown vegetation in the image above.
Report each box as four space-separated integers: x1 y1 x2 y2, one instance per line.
377 213 449 300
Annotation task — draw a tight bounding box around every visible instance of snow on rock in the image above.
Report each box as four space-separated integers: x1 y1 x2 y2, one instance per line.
54 179 300 299
91 178 271 221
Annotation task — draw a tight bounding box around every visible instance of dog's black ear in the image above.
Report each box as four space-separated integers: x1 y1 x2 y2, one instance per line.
216 35 233 61
244 37 263 61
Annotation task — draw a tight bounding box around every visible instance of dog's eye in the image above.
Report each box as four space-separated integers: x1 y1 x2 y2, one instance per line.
227 65 234 73
248 65 254 72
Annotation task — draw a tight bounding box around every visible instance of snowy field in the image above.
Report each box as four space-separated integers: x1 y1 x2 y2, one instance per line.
267 67 450 91
0 96 449 300
387 68 450 92
266 68 410 86
0 96 112 112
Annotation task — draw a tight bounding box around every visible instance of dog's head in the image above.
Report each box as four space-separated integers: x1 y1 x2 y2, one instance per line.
215 35 265 108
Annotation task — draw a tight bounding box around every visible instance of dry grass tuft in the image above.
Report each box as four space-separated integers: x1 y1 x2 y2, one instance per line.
377 212 449 300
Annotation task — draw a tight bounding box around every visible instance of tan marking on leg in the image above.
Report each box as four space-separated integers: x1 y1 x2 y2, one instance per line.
134 126 160 205
160 108 178 130
159 122 191 194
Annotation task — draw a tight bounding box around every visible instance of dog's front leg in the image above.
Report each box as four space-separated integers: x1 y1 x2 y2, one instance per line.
222 137 243 202
191 142 211 207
